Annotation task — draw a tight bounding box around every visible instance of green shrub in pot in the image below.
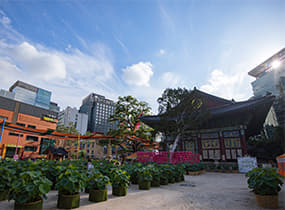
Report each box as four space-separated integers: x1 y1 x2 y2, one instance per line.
87 170 110 202
56 164 87 209
110 168 130 196
137 167 153 190
0 163 15 201
246 167 284 208
9 170 52 210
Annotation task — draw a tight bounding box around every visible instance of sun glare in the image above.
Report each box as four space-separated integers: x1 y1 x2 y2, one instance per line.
271 60 281 69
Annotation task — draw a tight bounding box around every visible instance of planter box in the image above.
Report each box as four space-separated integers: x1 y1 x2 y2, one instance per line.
138 181 151 190
255 194 278 209
232 170 239 173
188 170 205 176
160 178 168 185
169 177 175 183
0 190 8 201
15 199 43 210
89 189 107 202
151 179 160 187
112 186 127 196
57 193 80 209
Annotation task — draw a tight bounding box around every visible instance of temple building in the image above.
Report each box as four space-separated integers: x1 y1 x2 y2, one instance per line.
141 89 275 161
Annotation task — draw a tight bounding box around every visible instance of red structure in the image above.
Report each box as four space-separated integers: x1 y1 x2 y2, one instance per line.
137 151 200 164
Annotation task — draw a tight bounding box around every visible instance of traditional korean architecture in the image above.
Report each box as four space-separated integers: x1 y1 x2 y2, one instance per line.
43 146 68 161
141 89 275 161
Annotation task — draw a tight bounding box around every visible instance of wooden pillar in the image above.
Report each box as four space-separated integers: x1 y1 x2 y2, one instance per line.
197 133 202 160
240 128 247 156
219 131 226 160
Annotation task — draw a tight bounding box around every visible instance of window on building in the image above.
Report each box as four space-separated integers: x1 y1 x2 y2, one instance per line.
16 122 25 127
24 146 37 152
87 144 90 148
9 132 23 137
91 151 94 154
0 116 8 120
87 149 89 154
26 135 38 142
27 125 36 129
92 142 94 148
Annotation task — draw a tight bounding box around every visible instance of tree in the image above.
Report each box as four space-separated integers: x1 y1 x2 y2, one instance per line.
56 122 80 157
157 88 207 153
108 96 154 153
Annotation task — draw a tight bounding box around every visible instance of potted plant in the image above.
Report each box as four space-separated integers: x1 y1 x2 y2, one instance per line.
149 166 161 187
137 167 153 190
110 169 130 196
87 170 110 202
9 170 52 210
246 167 284 208
0 164 15 201
56 164 87 209
159 167 169 185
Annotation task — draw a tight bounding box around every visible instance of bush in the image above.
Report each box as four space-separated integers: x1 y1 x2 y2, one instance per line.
246 168 284 195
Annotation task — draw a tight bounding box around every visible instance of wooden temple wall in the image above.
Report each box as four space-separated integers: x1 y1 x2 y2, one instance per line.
167 126 247 161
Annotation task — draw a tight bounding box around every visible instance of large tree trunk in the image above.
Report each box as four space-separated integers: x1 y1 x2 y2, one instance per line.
170 133 180 153
169 133 180 164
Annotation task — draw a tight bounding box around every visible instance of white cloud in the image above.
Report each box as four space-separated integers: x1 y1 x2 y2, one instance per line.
122 62 154 87
0 40 119 109
200 69 253 100
4 42 66 80
159 49 165 55
161 72 181 86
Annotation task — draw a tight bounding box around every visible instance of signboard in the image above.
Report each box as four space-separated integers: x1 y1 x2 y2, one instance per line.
237 157 257 173
42 116 58 123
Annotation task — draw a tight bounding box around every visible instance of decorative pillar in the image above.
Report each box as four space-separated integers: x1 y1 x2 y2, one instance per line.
219 131 225 160
240 128 247 156
197 133 202 160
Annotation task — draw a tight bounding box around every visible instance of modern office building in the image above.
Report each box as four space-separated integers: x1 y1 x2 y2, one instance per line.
0 95 58 159
8 80 60 112
79 93 117 134
58 106 88 135
248 48 285 126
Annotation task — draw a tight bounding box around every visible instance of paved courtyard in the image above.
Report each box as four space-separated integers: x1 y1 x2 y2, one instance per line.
1 172 284 210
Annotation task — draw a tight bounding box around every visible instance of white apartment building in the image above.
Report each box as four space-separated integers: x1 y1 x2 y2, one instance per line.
58 106 88 134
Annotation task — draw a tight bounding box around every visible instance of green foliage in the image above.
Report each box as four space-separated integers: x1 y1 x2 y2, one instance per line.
0 162 15 191
137 167 153 182
108 95 154 152
157 87 190 114
110 168 130 188
56 164 87 195
87 169 110 190
185 163 205 172
8 170 52 204
246 168 284 195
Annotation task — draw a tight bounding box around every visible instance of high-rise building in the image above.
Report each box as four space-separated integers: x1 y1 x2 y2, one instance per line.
248 48 285 126
8 80 60 112
79 93 117 134
58 106 88 135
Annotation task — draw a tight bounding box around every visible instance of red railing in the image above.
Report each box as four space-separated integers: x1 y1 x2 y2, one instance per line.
136 151 200 164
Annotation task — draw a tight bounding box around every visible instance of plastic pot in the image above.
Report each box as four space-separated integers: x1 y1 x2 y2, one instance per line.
151 178 160 187
0 190 8 201
112 185 127 196
255 194 278 209
57 192 80 209
14 199 43 210
160 178 168 185
89 188 107 202
138 180 151 190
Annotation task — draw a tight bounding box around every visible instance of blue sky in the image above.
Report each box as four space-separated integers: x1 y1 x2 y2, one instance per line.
0 0 284 113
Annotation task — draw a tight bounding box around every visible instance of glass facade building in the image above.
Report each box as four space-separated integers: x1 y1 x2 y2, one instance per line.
79 93 117 134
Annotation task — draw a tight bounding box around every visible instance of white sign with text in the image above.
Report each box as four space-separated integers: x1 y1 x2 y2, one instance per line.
237 157 257 173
